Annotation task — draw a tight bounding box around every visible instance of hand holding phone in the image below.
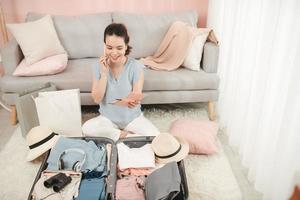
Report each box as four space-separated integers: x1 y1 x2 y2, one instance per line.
99 48 109 76
99 56 109 75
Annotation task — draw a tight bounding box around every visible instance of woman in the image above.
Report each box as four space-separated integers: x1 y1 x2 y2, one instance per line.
82 23 160 141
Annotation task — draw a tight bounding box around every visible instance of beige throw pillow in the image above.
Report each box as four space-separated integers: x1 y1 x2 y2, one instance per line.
182 28 210 71
7 15 66 65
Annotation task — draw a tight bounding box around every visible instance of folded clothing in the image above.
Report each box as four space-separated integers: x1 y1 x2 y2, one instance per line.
117 143 155 170
118 163 165 178
116 175 146 200
75 175 106 200
46 137 107 172
145 162 181 200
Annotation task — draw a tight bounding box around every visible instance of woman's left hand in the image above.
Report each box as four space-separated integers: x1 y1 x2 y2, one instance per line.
127 100 140 108
114 99 140 108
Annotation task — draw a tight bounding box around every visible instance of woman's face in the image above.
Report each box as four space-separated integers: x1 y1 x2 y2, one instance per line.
104 35 127 64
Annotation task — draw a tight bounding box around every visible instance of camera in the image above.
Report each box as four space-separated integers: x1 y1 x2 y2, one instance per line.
44 173 72 192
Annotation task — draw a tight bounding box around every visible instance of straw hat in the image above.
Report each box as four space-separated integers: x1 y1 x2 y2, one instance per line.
26 126 60 161
151 133 189 164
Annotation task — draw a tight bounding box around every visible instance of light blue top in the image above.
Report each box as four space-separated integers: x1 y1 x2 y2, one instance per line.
46 137 107 172
92 57 144 129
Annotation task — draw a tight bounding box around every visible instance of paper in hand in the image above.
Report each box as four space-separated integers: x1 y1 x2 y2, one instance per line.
109 92 144 105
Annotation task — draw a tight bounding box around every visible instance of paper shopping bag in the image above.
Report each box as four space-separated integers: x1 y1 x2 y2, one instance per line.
34 89 82 137
16 82 56 137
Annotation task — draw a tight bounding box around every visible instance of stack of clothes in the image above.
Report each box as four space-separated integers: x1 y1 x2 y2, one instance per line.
116 132 189 200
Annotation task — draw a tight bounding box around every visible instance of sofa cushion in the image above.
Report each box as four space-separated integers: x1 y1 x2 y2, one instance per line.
112 11 198 58
0 39 24 75
202 42 219 73
143 67 219 91
1 59 219 93
26 13 112 59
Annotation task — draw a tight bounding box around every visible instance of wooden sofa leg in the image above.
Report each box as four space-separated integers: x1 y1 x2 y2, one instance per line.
10 105 18 125
208 101 216 121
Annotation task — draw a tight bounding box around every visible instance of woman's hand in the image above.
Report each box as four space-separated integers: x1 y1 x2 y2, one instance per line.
127 100 140 108
114 99 140 108
99 55 109 76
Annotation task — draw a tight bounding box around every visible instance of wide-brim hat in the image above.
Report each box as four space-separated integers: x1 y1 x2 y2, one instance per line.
26 126 60 161
151 132 189 164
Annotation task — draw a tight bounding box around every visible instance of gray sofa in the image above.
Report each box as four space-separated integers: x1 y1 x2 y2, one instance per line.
0 10 219 124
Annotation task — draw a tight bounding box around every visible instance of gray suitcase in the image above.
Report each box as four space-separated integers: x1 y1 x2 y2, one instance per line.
28 136 189 200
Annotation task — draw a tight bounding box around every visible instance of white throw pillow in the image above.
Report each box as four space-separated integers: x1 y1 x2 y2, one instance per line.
182 28 210 71
7 15 66 65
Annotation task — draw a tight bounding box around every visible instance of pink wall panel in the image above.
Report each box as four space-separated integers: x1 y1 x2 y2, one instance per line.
2 0 208 26
0 0 208 47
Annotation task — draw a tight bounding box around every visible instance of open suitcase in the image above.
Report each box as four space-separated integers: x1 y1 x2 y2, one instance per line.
28 136 189 200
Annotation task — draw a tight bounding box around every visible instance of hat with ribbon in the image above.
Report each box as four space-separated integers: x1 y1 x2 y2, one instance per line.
26 126 60 161
151 133 189 164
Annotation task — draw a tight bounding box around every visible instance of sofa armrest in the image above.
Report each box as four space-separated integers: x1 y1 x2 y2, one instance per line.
0 39 24 75
202 42 219 73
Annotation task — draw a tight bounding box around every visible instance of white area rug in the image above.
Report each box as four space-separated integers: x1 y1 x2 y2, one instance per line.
0 104 242 200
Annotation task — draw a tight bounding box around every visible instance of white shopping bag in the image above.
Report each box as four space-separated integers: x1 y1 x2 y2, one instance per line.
34 89 83 137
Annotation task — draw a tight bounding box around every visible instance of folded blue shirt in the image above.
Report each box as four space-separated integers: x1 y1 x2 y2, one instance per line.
46 137 106 172
75 177 106 200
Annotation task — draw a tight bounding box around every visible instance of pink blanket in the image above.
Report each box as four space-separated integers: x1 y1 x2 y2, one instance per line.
140 21 218 71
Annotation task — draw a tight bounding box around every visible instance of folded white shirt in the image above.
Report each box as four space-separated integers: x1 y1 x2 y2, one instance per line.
117 143 155 170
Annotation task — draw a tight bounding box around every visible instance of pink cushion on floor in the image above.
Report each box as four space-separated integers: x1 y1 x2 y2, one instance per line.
169 118 219 155
13 53 68 76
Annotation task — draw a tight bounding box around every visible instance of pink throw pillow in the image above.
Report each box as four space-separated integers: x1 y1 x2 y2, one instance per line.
13 53 68 76
169 118 219 155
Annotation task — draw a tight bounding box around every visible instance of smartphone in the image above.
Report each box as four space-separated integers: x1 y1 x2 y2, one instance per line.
103 46 110 67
